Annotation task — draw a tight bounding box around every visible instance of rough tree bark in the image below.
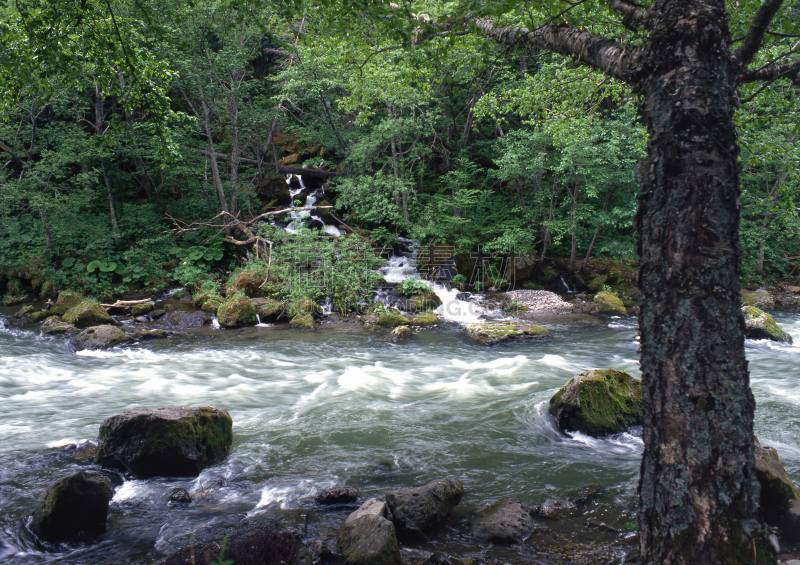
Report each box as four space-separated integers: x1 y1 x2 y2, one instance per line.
447 0 800 561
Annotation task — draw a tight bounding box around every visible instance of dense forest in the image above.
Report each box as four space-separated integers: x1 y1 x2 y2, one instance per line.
0 0 797 308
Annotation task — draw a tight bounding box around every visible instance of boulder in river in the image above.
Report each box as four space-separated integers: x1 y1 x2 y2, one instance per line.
161 516 308 565
151 310 214 329
255 299 285 322
71 325 133 351
51 290 84 316
411 311 439 326
754 437 800 524
289 313 315 329
199 295 224 313
742 289 776 310
385 325 412 343
337 498 401 565
95 406 233 478
464 322 552 346
385 476 465 536
548 369 642 436
63 301 113 328
377 311 410 328
589 291 627 316
130 301 155 317
405 293 442 312
469 500 536 545
315 487 358 505
217 295 257 328
30 470 114 543
742 306 792 343
40 316 77 335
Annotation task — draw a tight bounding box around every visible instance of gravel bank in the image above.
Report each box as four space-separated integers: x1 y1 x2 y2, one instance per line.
504 290 576 314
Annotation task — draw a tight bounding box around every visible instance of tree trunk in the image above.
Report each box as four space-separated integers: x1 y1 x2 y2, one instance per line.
634 0 758 561
102 162 121 244
568 174 578 273
229 90 240 216
198 89 229 214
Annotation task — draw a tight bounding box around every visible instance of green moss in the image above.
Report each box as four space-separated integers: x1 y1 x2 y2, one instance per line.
29 310 51 322
742 305 792 343
217 295 256 328
289 313 315 329
406 293 442 311
465 322 552 345
376 311 410 328
742 292 775 309
592 291 627 316
256 300 285 322
199 295 224 313
754 438 800 524
63 301 113 328
587 274 608 292
52 291 84 316
549 369 642 436
131 302 155 316
412 311 439 326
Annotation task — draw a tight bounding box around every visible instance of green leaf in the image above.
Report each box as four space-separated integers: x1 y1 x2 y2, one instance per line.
62 257 75 267
189 250 204 261
86 260 101 273
99 261 117 272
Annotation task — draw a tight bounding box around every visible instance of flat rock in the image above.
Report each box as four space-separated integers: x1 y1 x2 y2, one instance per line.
71 325 132 350
95 406 232 478
464 322 552 346
470 500 536 545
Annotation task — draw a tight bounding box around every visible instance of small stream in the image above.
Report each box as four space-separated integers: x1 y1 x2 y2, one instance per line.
0 307 798 564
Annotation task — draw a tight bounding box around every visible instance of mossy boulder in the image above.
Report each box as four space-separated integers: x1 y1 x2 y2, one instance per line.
590 291 627 316
228 269 268 297
289 313 315 329
587 274 608 292
290 299 323 318
337 499 401 565
40 280 58 300
742 306 792 343
52 290 84 316
385 325 412 343
71 325 132 351
199 295 224 313
40 316 77 335
217 295 256 328
412 311 439 326
548 369 642 437
95 406 233 478
376 311 410 328
405 293 442 311
15 305 34 319
742 289 775 310
464 322 552 346
30 471 114 543
754 437 800 525
130 301 155 316
63 301 114 328
29 310 51 322
255 299 285 323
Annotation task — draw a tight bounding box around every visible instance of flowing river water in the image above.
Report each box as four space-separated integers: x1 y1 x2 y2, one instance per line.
0 304 799 564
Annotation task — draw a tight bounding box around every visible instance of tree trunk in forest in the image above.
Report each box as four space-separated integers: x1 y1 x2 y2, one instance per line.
102 163 121 245
633 1 758 562
198 89 229 215
38 206 54 255
229 89 240 216
568 174 578 273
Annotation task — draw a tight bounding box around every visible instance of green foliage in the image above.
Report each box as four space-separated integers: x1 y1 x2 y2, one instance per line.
397 277 432 296
170 243 225 288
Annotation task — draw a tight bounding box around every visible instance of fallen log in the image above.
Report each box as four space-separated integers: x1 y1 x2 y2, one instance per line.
197 150 343 179
100 299 152 310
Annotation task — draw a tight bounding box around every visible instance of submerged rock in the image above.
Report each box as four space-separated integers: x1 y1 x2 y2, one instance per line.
376 311 410 328
742 289 776 310
161 516 306 565
168 487 192 504
589 291 626 316
470 500 536 545
51 290 84 316
337 498 401 565
412 311 439 326
533 498 577 518
464 322 552 346
385 477 465 536
548 369 642 436
385 325 412 343
63 301 113 328
95 406 233 478
30 471 114 543
742 306 792 343
217 295 257 328
71 325 132 351
754 437 800 524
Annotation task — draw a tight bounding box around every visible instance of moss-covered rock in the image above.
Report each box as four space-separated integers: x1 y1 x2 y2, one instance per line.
464 322 552 346
742 306 792 343
405 293 442 311
742 289 775 310
548 369 642 437
28 309 50 323
255 299 285 322
754 437 800 525
40 316 77 335
199 295 224 313
227 268 268 297
52 290 84 316
131 301 155 317
139 329 168 340
411 311 439 326
95 406 233 478
171 289 189 300
376 311 410 328
289 313 315 329
63 301 113 328
290 299 323 318
587 274 608 292
40 280 58 300
385 325 412 343
217 295 256 328
71 325 132 350
30 471 114 543
15 305 34 319
590 291 627 316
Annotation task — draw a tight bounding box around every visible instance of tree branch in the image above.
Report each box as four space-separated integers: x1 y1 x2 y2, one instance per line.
197 149 343 179
739 57 800 83
0 140 25 166
734 0 786 68
470 18 641 81
606 0 653 30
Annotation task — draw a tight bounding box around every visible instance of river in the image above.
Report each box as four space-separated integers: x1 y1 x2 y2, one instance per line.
0 307 798 564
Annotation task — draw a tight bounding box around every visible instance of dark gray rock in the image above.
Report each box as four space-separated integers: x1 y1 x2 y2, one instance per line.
470 500 536 545
151 310 214 329
315 487 358 505
30 471 114 543
385 477 464 536
169 487 192 504
754 437 800 525
96 406 232 478
40 316 77 335
337 498 401 565
533 498 577 519
71 325 132 350
781 499 800 545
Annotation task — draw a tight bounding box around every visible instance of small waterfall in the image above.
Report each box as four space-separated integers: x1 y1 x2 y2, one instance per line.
320 297 333 316
379 255 419 283
560 274 579 293
211 317 220 329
